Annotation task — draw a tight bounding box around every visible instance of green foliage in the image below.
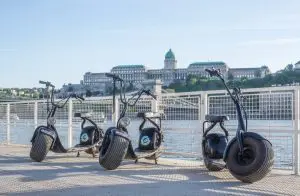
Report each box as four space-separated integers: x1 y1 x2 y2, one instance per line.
227 72 234 80
86 89 92 97
285 64 294 71
254 70 261 78
168 70 300 92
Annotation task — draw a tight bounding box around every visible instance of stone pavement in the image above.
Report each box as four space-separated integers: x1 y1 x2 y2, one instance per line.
0 145 299 196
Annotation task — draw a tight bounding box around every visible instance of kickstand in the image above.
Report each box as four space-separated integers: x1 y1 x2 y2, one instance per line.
76 152 80 157
135 159 138 164
155 159 158 165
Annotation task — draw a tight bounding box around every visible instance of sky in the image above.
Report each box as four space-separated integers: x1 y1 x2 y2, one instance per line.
0 0 300 88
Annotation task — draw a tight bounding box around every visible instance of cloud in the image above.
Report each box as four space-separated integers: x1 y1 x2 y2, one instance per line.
238 38 300 46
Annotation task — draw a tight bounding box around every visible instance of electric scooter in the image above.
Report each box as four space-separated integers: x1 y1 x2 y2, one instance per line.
98 73 163 170
30 80 104 162
202 68 274 183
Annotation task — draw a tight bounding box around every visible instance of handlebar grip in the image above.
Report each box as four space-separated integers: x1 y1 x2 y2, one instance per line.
144 90 157 100
205 68 214 77
77 96 85 101
105 73 115 78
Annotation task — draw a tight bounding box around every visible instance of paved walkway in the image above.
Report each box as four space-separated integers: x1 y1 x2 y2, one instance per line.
0 145 299 196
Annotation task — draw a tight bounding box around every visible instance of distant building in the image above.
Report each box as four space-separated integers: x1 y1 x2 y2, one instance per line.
228 66 269 79
81 49 271 92
111 65 147 84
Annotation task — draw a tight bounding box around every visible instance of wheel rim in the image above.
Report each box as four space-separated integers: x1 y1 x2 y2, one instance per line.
237 147 255 166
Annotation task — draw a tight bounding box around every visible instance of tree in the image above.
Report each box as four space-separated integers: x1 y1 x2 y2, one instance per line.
241 76 248 83
67 86 74 92
227 72 234 80
254 70 261 78
261 65 271 74
86 89 92 97
284 64 294 72
126 82 135 91
186 75 198 86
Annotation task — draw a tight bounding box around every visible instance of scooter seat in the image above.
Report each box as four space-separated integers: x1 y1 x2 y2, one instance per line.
74 112 93 118
137 112 161 118
205 115 229 122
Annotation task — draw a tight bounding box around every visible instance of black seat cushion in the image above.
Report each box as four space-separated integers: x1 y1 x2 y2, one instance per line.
137 112 161 118
74 112 92 118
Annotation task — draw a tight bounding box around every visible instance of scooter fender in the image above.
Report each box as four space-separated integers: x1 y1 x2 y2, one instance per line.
112 129 130 141
223 132 272 162
31 126 57 148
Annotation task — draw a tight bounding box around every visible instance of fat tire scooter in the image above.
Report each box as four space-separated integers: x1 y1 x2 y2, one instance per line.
98 73 163 170
202 68 274 183
30 80 104 162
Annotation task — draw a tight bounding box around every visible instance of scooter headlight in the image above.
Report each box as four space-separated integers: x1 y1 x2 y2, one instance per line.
119 117 131 128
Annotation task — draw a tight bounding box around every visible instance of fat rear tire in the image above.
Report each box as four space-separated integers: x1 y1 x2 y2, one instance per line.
30 133 52 162
99 130 129 170
226 136 274 183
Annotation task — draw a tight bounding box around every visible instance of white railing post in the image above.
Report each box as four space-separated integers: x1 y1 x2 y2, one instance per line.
34 101 38 128
6 104 10 145
68 100 73 148
200 92 208 124
151 79 161 113
112 98 119 125
199 92 208 161
151 98 159 113
294 87 300 175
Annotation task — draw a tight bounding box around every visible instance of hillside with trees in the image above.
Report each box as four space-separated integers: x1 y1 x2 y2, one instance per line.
167 64 300 92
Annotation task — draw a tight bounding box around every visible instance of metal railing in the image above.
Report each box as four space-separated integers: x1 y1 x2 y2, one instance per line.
0 86 299 175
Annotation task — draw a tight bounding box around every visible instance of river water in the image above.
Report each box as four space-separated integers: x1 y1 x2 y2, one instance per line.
0 119 294 170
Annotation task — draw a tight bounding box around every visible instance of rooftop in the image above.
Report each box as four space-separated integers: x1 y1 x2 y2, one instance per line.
188 61 226 69
229 67 261 71
112 65 146 69
189 61 225 66
0 145 299 196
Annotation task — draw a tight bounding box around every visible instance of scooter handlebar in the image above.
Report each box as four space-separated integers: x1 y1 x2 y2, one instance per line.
77 95 85 101
105 73 123 81
39 80 55 88
70 93 85 101
144 90 157 100
204 68 221 77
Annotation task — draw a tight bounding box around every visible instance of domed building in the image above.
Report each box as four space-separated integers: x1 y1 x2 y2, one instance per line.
164 49 177 69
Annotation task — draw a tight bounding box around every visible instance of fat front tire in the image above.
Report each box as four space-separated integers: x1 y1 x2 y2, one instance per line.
226 136 274 183
99 131 129 170
30 133 53 162
204 158 224 171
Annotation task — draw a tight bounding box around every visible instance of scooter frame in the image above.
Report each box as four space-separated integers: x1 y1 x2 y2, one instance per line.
204 68 272 161
106 73 163 163
30 80 103 158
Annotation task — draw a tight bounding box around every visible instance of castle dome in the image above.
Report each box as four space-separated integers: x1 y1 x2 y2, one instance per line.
165 49 175 59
